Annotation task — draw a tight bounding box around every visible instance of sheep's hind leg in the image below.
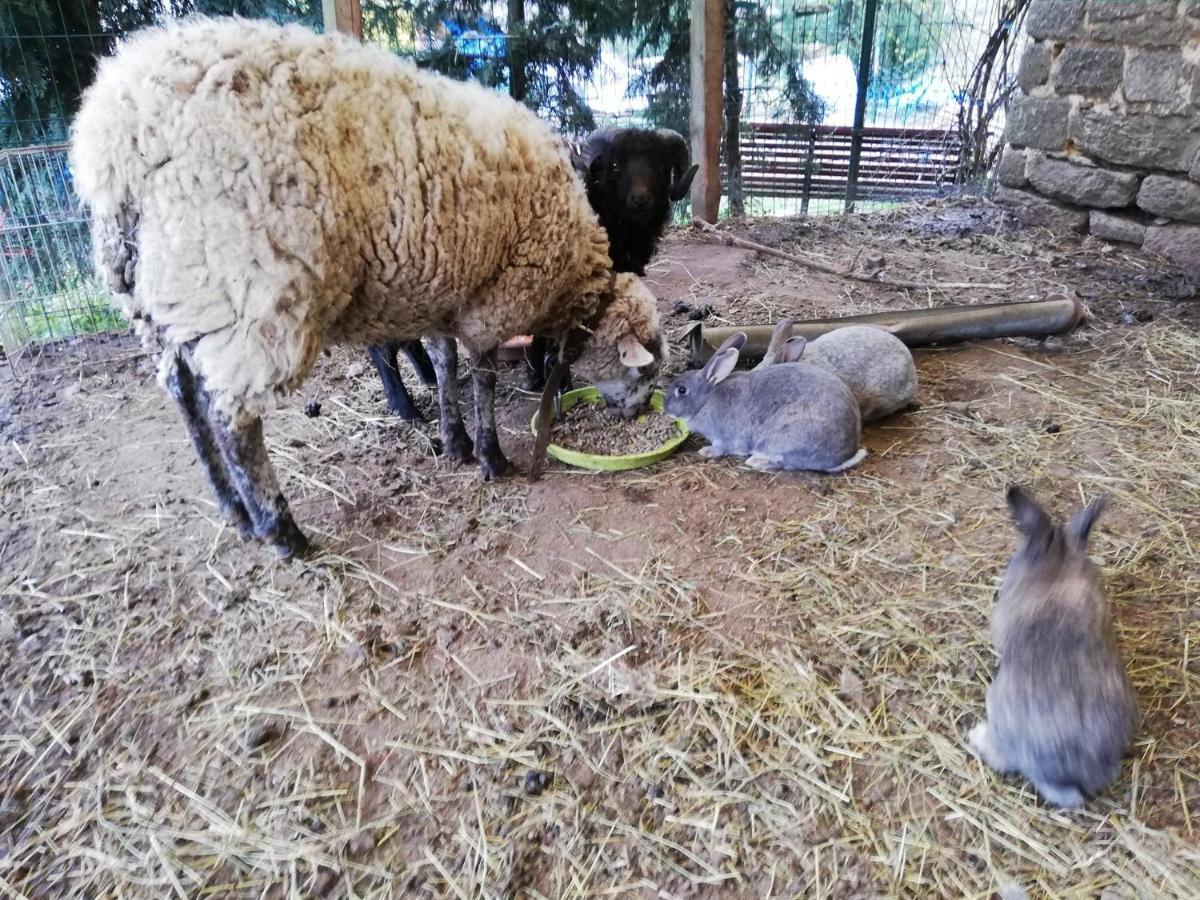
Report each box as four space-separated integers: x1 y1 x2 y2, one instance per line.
428 337 475 464
367 343 425 421
205 406 309 560
470 348 509 480
165 354 252 538
402 340 438 387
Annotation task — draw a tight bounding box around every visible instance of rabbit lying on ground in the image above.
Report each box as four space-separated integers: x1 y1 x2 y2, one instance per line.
757 321 917 423
968 486 1138 809
664 333 866 472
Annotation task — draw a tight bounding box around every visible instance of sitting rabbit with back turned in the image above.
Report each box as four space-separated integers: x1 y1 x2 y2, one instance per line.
969 486 1138 808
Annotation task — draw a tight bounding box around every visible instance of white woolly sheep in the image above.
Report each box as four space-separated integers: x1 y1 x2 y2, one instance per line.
71 17 666 558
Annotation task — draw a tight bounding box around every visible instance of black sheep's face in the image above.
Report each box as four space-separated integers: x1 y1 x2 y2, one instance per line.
589 146 673 227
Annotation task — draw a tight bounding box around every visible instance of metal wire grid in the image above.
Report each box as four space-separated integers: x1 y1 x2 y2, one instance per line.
0 1 1022 366
0 143 122 372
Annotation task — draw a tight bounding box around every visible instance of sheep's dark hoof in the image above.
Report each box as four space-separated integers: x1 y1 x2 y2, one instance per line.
390 404 427 423
223 503 255 539
270 523 312 561
478 446 510 482
441 428 475 465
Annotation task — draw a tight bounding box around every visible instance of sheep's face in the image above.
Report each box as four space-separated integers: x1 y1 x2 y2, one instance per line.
573 273 667 417
577 328 666 419
581 130 698 228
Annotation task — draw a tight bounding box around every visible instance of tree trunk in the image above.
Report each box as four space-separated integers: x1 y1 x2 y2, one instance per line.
722 0 744 217
507 0 527 103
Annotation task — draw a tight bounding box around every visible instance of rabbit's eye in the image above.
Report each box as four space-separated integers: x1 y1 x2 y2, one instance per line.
676 385 687 396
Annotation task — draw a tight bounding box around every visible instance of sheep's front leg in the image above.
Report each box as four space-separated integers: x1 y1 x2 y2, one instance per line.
165 353 253 538
206 409 310 560
367 343 425 421
523 335 549 392
469 348 509 480
427 337 474 464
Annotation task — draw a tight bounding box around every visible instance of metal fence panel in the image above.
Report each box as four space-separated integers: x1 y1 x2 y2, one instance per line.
0 0 1025 365
0 144 115 369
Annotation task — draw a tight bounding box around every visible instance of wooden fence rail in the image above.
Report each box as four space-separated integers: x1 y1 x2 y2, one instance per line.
725 123 964 208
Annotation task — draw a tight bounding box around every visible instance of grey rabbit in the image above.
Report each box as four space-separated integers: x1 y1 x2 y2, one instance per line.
757 322 917 423
968 486 1138 809
664 332 866 472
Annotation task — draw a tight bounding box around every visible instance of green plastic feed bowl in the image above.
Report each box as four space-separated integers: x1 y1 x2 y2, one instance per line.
529 387 689 472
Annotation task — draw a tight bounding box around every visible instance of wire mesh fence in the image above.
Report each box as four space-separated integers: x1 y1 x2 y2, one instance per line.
0 143 118 370
0 0 1027 368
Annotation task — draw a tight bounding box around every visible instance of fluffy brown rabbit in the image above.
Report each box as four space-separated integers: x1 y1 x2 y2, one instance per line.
968 486 1138 808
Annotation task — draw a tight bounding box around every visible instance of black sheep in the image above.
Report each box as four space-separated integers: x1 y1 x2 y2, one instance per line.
575 127 698 277
365 127 697 412
523 128 698 389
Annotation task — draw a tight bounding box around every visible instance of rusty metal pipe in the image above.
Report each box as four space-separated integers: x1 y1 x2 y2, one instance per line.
686 295 1086 367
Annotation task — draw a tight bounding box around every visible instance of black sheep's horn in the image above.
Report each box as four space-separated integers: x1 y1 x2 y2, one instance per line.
575 127 619 176
659 129 697 201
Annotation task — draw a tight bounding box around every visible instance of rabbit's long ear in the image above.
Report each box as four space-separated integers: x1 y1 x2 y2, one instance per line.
1066 495 1108 545
703 346 740 386
1006 485 1052 537
714 331 747 355
781 336 807 363
760 319 793 365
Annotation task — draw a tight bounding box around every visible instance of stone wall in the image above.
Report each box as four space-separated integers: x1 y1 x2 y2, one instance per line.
996 0 1200 270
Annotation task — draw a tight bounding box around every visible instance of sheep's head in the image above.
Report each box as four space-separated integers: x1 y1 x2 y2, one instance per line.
573 274 667 419
575 128 699 228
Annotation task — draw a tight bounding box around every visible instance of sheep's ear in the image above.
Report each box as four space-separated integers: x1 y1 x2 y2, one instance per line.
782 335 807 363
1006 486 1052 537
617 333 654 368
1066 495 1108 545
702 346 739 386
670 163 699 202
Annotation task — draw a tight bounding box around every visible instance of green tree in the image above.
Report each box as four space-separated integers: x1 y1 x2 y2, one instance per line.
399 0 628 134
802 0 946 107
0 0 323 148
625 0 825 215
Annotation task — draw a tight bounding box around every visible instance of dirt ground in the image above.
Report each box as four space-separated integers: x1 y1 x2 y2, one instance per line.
2 199 1199 898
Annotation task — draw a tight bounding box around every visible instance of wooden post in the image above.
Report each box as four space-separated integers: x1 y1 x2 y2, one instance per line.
690 0 724 223
322 0 363 39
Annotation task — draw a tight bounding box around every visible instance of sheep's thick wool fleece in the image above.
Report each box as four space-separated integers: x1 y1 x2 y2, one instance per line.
70 17 616 423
